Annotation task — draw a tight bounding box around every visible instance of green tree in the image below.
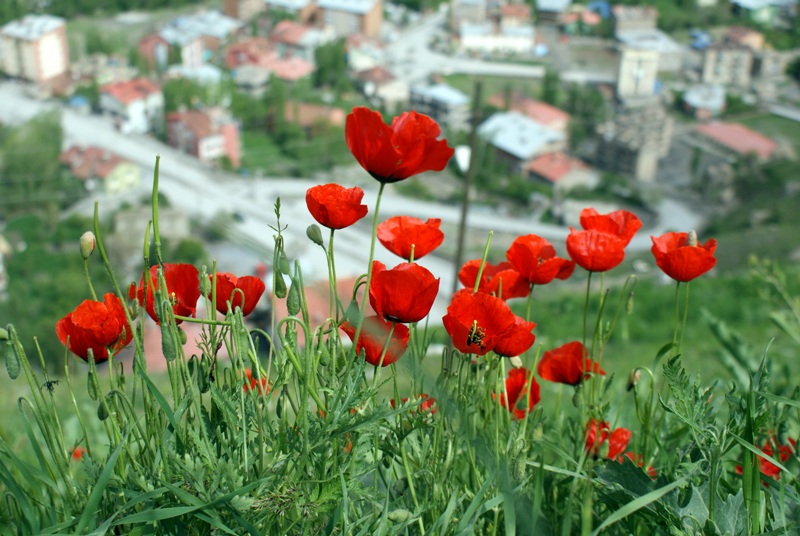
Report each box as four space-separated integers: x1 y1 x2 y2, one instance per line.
162 78 208 112
539 68 561 106
313 39 351 94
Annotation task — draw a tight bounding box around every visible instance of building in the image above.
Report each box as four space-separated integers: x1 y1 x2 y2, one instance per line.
70 54 137 86
695 122 777 160
595 101 672 182
270 101 346 138
724 26 765 51
701 43 753 87
223 0 266 20
731 0 797 27
616 29 685 72
682 84 726 120
450 0 488 28
265 0 320 25
233 65 271 97
561 6 602 35
345 34 385 71
270 20 335 63
167 108 241 168
354 66 410 111
527 152 599 192
612 5 658 34
161 10 242 53
100 78 164 135
616 47 659 99
138 31 204 70
486 92 571 135
226 38 315 82
60 145 141 194
0 15 69 85
459 23 535 55
478 111 567 173
754 48 800 80
409 83 470 132
317 0 382 38
536 0 572 25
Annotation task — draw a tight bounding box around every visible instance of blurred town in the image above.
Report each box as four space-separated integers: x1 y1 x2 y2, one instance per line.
0 0 799 364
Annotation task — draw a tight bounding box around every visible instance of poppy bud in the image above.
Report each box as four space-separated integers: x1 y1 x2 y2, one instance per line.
306 224 324 247
97 400 109 421
572 385 583 408
626 291 635 315
511 454 527 481
596 441 610 459
532 425 544 442
344 299 360 325
273 272 287 299
87 368 100 401
388 509 412 523
80 231 96 259
687 230 698 247
509 356 523 369
177 326 188 345
0 327 8 340
287 279 301 316
627 369 641 392
4 339 19 380
160 321 177 362
199 267 211 296
279 252 291 275
391 477 407 495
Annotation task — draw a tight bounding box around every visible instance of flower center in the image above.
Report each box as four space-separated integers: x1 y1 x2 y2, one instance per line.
466 320 486 350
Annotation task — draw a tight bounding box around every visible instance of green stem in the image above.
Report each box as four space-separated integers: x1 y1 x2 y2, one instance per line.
353 183 385 347
83 259 98 301
671 281 681 351
678 282 690 356
582 272 593 350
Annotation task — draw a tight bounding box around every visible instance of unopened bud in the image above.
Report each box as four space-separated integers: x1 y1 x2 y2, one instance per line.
0 328 8 340
625 291 635 315
509 356 523 369
572 384 583 408
687 230 698 247
199 267 211 296
80 232 96 259
532 425 544 442
596 441 610 459
177 326 188 345
287 279 301 316
387 509 412 523
627 369 641 392
306 224 324 247
511 454 527 481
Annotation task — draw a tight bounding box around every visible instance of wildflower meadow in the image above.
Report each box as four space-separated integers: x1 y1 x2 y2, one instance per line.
1 106 799 535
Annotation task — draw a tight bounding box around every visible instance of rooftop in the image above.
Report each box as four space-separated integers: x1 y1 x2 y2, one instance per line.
1 14 64 40
486 92 571 128
265 0 314 10
616 28 685 54
100 78 161 105
478 111 565 160
163 10 241 41
732 0 796 8
411 83 469 106
683 84 726 111
60 145 132 180
696 122 777 159
317 0 378 14
500 4 531 19
527 152 587 183
536 0 572 11
167 108 236 139
611 5 658 20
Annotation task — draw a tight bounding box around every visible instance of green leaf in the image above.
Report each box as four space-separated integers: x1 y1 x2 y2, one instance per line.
713 489 745 536
75 430 129 534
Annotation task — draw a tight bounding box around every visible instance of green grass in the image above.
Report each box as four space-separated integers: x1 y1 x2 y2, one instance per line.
239 131 298 176
442 74 540 104
741 113 800 155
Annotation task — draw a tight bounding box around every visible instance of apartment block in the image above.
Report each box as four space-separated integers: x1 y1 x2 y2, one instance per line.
0 15 69 85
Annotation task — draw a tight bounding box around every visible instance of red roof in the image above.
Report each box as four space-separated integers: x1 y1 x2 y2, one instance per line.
270 20 310 46
527 152 586 183
500 4 530 19
696 122 777 159
60 145 130 180
487 92 571 128
100 78 161 105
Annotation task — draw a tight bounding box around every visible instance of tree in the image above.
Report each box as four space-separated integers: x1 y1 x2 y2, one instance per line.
539 68 561 106
313 40 351 94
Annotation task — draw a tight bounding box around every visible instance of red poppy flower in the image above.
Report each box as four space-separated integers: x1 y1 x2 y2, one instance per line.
585 420 631 459
243 368 270 395
341 315 410 367
369 261 440 324
567 208 643 272
390 393 437 415
506 234 575 285
492 316 537 358
71 446 86 461
210 272 266 316
137 263 200 324
537 341 605 386
457 260 530 300
619 452 657 478
56 293 133 363
736 437 796 479
345 107 454 183
442 289 517 355
650 231 717 283
305 183 369 230
495 367 540 420
377 216 444 261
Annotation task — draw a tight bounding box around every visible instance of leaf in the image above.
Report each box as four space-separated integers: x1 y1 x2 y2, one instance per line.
75 430 129 534
713 489 745 536
674 483 709 532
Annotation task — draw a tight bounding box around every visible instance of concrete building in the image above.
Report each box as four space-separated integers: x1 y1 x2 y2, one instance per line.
701 43 753 87
724 26 765 51
731 0 797 27
616 29 685 72
0 15 69 85
100 78 164 135
478 111 567 173
682 84 726 120
612 5 658 34
595 100 672 182
616 47 659 99
233 65 271 97
450 0 487 29
266 0 320 25
161 10 242 52
226 38 315 82
459 23 535 55
486 92 571 135
167 108 241 168
317 0 383 38
60 145 141 194
270 20 336 63
223 0 266 20
354 66 409 112
138 31 204 70
536 0 572 25
409 83 471 132
70 54 137 86
754 48 800 79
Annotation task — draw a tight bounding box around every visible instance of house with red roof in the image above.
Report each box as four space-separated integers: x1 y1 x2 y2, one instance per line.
268 100 345 138
99 78 164 134
695 122 778 161
167 107 241 168
269 20 335 63
225 37 315 82
59 145 141 194
487 92 571 135
527 152 599 192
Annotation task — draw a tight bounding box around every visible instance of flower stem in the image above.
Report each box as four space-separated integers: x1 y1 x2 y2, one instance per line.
582 272 593 350
353 183 385 349
82 259 98 301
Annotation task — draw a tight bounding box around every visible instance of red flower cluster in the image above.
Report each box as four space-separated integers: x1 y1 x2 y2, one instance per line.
390 393 437 415
341 315 410 367
585 419 631 459
495 367 540 420
506 234 575 286
537 341 604 386
736 437 796 479
457 260 529 300
306 183 368 230
567 209 642 272
56 293 133 363
377 216 444 261
651 231 717 282
136 263 201 324
210 272 266 316
345 107 454 183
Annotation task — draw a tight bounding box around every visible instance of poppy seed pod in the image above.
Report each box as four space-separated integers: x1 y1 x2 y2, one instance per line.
306 224 324 247
80 231 96 259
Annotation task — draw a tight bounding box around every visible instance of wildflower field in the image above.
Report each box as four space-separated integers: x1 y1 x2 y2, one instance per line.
1 107 800 535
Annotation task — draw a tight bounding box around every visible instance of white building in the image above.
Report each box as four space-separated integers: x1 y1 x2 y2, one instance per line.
409 83 470 132
478 111 566 173
0 15 69 85
616 47 659 99
616 29 686 72
100 78 164 135
459 23 535 55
